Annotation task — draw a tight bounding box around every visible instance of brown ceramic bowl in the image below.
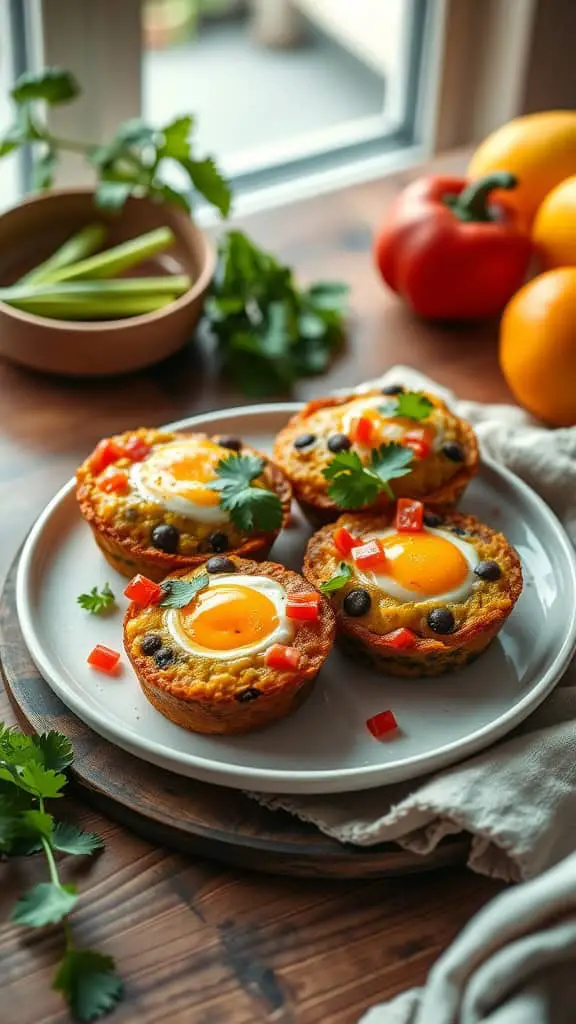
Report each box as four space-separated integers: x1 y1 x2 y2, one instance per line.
0 189 215 376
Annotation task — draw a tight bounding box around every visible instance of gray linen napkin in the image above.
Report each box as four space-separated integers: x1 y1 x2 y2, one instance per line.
360 851 576 1024
249 367 576 884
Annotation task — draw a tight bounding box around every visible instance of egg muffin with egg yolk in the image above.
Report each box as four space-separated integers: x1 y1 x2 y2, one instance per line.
76 428 291 581
124 557 336 734
273 387 478 526
303 502 522 677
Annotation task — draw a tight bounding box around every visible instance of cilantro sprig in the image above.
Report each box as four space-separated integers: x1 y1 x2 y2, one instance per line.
319 562 352 595
208 453 283 532
77 583 116 615
379 391 434 422
0 67 231 215
160 572 210 609
323 443 414 508
205 230 348 396
0 724 122 1020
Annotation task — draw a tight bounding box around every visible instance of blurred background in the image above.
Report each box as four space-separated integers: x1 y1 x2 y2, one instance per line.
1 0 575 217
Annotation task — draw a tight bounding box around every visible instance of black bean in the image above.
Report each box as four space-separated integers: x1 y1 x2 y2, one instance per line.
427 608 455 634
381 384 404 395
235 687 261 703
474 560 502 581
442 442 465 463
151 523 180 553
154 648 174 668
218 436 242 452
210 532 229 553
343 589 372 616
423 512 442 528
206 556 237 573
451 527 468 536
141 634 163 656
327 433 352 453
293 433 316 450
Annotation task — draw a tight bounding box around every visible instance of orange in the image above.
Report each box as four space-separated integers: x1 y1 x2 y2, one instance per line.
532 175 576 269
499 267 576 426
469 111 576 226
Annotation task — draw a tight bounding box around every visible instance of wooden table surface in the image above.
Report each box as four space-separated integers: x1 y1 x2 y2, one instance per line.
1 152 510 1024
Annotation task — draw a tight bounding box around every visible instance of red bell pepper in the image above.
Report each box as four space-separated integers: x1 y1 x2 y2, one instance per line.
351 416 373 446
381 628 417 650
265 644 301 671
351 539 386 570
124 574 164 606
395 498 424 533
366 709 399 739
87 644 121 675
333 526 358 557
374 172 532 320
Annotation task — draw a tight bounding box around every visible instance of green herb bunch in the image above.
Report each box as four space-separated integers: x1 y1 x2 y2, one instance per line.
1 724 122 1020
0 67 231 215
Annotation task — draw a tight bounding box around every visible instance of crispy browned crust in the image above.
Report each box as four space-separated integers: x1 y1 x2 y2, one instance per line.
77 434 292 581
273 392 479 526
303 510 523 677
124 557 336 734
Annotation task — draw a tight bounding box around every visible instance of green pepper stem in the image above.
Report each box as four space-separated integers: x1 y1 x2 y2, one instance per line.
444 171 517 222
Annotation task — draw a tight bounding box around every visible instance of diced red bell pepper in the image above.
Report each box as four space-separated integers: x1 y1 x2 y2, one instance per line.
265 644 301 671
351 539 386 570
122 435 151 462
99 470 129 493
405 437 431 460
381 627 417 650
87 644 121 675
286 600 320 622
89 438 124 476
288 591 320 604
124 574 164 606
333 526 358 557
366 709 398 738
351 416 373 446
395 498 424 533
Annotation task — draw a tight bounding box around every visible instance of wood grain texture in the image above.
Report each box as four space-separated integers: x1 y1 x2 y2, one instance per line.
0 150 509 1023
1 553 469 879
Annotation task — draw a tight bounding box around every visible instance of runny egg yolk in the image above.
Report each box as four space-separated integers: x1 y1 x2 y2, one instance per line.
379 532 469 597
141 440 225 507
178 584 279 651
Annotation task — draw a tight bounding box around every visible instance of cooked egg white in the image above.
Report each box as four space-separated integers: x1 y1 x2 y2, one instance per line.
339 395 446 451
354 526 480 604
129 439 229 525
165 575 294 660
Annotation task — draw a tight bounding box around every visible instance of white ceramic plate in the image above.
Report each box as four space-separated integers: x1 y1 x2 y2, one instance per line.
16 404 576 795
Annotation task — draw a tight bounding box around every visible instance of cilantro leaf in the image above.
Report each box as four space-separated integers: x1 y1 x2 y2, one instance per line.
19 809 54 841
34 731 74 772
181 156 231 217
323 444 414 508
18 762 67 799
320 562 352 594
160 573 210 609
11 67 79 106
52 821 104 856
12 882 78 927
208 453 283 532
379 391 434 422
53 948 123 1022
77 583 116 615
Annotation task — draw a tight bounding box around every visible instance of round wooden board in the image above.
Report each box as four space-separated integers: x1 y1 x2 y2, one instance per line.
1 552 468 878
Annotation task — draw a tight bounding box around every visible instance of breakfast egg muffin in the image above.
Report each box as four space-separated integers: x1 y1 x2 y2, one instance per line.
273 386 478 525
303 499 522 677
124 556 336 734
76 428 292 581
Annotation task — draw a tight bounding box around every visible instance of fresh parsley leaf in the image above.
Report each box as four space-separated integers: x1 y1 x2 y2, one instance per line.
11 67 79 106
12 882 78 927
323 444 414 507
379 391 434 422
53 948 123 1022
19 808 54 841
160 573 210 609
34 731 74 772
17 762 67 799
319 562 352 594
52 821 104 856
208 453 283 532
205 230 348 397
77 583 116 615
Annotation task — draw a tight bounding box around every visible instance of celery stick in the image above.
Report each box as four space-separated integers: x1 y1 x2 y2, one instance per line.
41 227 176 284
0 276 191 303
4 292 173 320
20 224 108 285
